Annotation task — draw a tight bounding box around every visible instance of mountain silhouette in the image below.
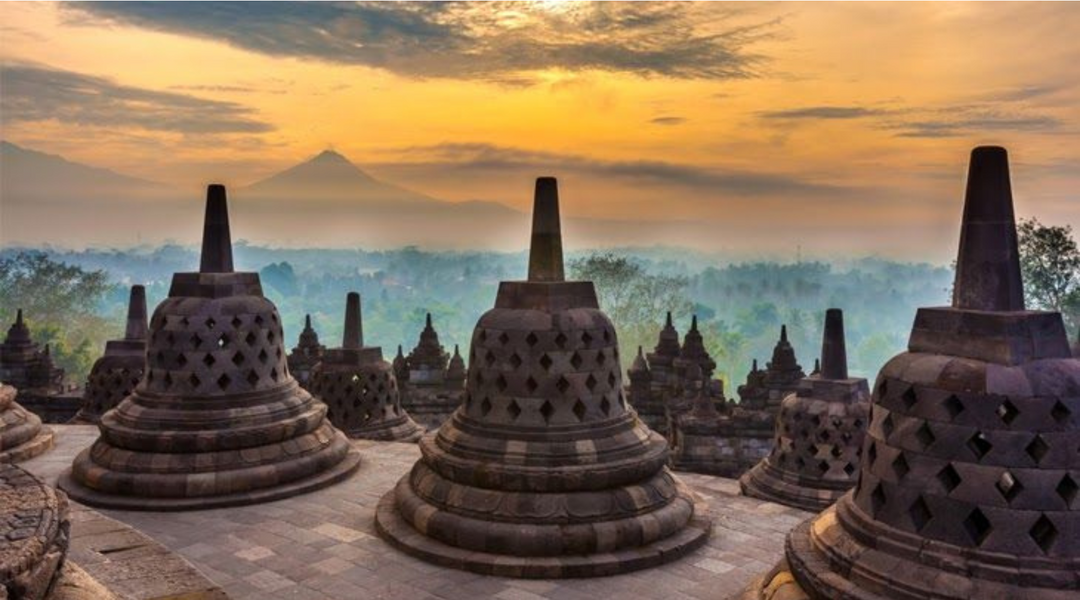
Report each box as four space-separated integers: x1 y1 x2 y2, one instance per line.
244 149 434 205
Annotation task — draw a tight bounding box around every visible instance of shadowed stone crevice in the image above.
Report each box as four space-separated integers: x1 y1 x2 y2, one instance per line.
376 177 711 578
57 184 360 511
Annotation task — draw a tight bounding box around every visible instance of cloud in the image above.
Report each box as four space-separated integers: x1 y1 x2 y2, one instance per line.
759 106 884 120
890 110 1063 138
380 142 845 197
0 63 274 134
63 2 774 83
650 116 686 125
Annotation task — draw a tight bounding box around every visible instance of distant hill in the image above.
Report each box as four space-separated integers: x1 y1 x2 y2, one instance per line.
1 141 168 198
245 149 435 205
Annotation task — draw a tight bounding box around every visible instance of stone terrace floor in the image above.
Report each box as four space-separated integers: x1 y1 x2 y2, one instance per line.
25 426 811 600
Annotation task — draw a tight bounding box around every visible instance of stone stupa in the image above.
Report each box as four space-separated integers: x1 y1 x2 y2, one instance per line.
286 314 325 390
309 292 424 442
762 325 805 408
375 177 711 578
71 285 149 425
0 382 54 463
0 463 69 600
59 184 361 510
739 308 870 512
742 146 1080 600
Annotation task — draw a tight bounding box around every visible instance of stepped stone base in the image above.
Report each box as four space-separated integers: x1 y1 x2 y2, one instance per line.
0 464 69 600
375 485 712 578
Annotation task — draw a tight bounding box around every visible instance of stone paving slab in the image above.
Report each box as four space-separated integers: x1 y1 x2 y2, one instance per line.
23 425 810 600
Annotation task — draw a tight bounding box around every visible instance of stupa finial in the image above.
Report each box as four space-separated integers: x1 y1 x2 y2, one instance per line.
527 177 564 282
780 324 788 343
199 184 234 273
819 308 848 380
952 146 1025 311
343 292 363 349
124 285 148 341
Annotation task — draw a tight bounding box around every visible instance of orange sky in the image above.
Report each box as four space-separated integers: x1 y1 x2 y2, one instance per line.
1 2 1078 259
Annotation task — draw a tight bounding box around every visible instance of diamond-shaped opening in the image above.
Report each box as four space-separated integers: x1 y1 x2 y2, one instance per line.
217 333 229 349
351 374 361 383
203 353 216 367
496 374 509 392
600 397 611 416
478 330 488 343
540 400 555 423
216 373 231 391
870 483 887 517
908 496 932 531
892 453 911 479
1056 474 1078 506
943 394 965 418
555 332 567 348
480 397 493 416
915 422 936 449
507 399 521 421
570 352 583 369
191 333 203 348
189 373 201 388
902 386 918 409
996 471 1024 503
937 464 962 494
881 413 895 438
573 399 586 421
843 462 856 476
206 317 216 330
967 431 992 460
267 330 276 344
556 376 570 394
509 353 523 368
270 367 279 382
831 445 843 458
596 351 607 366
498 332 510 345
244 331 257 346
1029 514 1058 554
581 331 593 346
963 508 992 546
525 332 539 347
603 329 611 343
163 371 174 387
867 441 877 466
525 376 539 394
177 353 188 367
484 350 496 366
1051 400 1071 423
818 460 830 475
247 370 259 387
996 399 1019 425
231 316 243 329
258 348 269 364
539 354 553 371
166 332 176 347
795 456 806 470
1026 435 1050 465
585 374 598 391
232 351 245 367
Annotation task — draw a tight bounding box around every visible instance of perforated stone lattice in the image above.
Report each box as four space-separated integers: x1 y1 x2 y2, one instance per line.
463 324 626 427
771 402 865 480
853 370 1080 557
144 298 289 396
310 363 403 429
83 366 143 418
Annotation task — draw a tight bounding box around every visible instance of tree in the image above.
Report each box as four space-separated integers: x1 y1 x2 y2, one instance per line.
1017 218 1080 330
0 252 115 383
568 253 693 360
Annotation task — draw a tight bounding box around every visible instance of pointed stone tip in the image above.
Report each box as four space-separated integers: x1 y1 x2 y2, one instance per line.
15 308 23 324
527 176 565 282
199 184 234 274
638 345 644 357
396 344 403 356
820 308 848 380
780 324 788 342
691 315 698 331
666 311 673 327
343 292 363 349
124 285 149 341
426 312 433 328
752 358 758 371
952 145 1024 311
453 344 460 356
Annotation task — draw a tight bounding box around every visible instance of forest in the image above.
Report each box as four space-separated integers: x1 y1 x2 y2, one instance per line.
2 218 1077 396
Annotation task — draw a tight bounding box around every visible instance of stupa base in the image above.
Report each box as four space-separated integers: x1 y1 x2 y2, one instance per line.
740 502 1080 600
0 427 54 464
739 462 846 513
56 448 361 511
374 486 712 579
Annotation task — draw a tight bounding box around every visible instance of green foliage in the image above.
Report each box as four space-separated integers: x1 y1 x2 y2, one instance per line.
1018 218 1080 330
0 252 115 382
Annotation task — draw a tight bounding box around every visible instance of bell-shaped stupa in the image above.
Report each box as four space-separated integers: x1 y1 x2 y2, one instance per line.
309 293 424 442
72 285 149 424
375 177 711 578
286 314 325 389
0 382 54 463
742 147 1080 600
59 185 361 510
739 309 870 511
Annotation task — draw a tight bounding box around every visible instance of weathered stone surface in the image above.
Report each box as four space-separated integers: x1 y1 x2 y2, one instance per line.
0 384 53 464
58 185 360 511
0 311 70 419
376 177 712 577
398 315 465 431
310 292 424 442
740 309 871 512
71 286 148 425
0 464 69 600
743 147 1080 599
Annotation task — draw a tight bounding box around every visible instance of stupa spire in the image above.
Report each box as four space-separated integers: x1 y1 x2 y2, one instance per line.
526 177 564 282
15 309 23 326
124 285 148 341
305 314 312 329
342 292 362 350
952 146 1024 311
819 308 848 380
199 184 234 274
780 324 788 343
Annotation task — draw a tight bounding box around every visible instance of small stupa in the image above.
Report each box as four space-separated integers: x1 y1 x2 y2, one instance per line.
309 293 424 442
71 285 149 424
375 177 711 577
397 313 465 430
286 314 325 389
59 184 361 510
739 308 870 511
0 382 54 463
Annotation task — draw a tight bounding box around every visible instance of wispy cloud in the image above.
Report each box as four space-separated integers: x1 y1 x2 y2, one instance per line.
64 2 775 84
0 63 273 134
759 106 885 120
889 110 1063 138
650 116 686 126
